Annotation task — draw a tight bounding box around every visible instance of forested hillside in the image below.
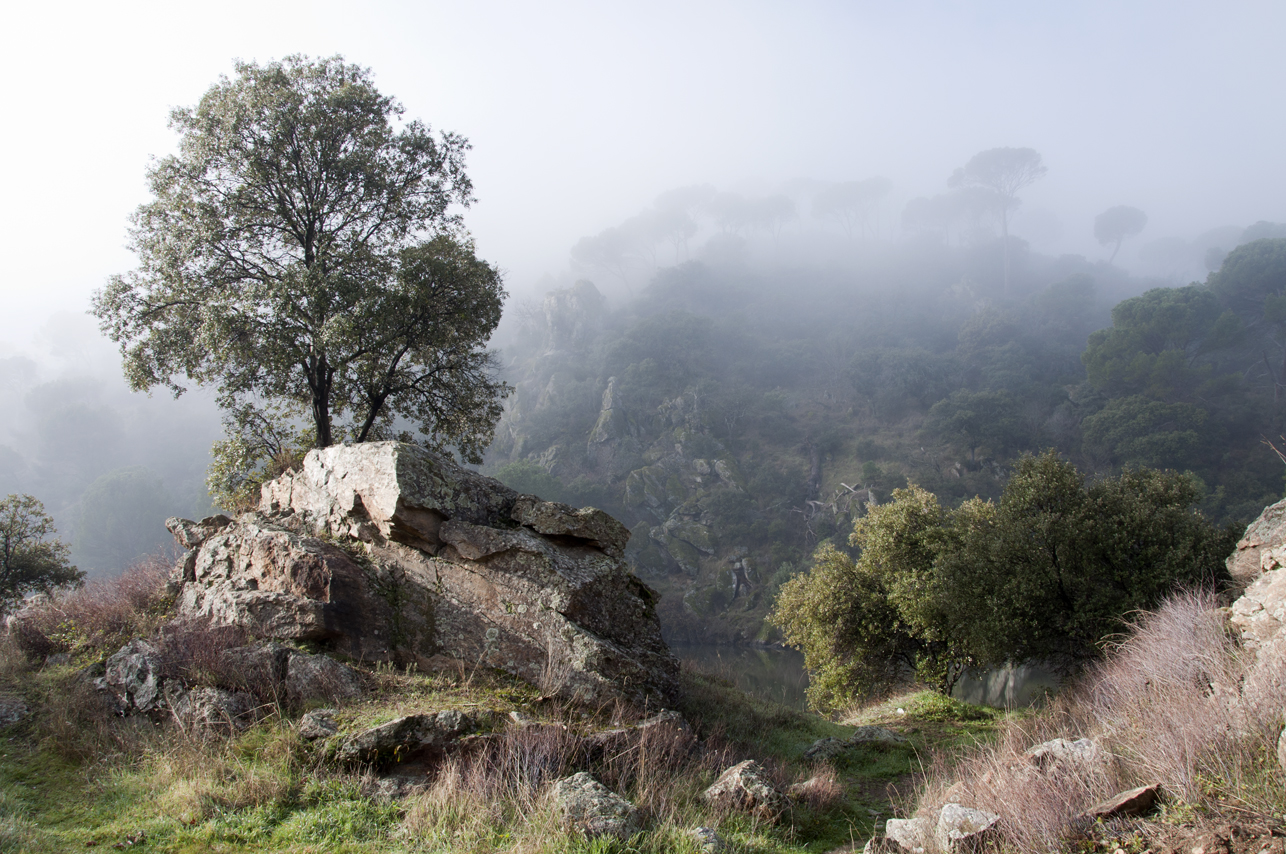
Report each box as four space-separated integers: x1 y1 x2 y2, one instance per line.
485 234 1286 643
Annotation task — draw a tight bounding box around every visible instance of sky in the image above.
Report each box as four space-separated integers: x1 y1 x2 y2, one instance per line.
2 0 1285 352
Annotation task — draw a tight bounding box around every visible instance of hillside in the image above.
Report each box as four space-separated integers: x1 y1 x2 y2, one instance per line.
485 238 1286 643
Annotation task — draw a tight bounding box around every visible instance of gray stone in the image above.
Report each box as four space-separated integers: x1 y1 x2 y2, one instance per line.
299 709 339 740
551 772 641 841
884 816 933 853
172 441 677 707
687 826 726 853
284 652 363 704
934 803 999 851
171 687 256 733
1231 554 1286 653
635 709 690 735
165 515 233 549
804 736 850 761
849 725 908 746
702 760 786 822
105 639 165 713
0 696 28 726
1023 737 1102 771
1279 727 1286 773
335 710 473 764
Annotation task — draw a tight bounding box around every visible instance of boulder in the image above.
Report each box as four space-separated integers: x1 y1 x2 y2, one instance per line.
550 772 641 841
850 725 908 746
299 709 339 740
169 441 677 707
170 687 256 734
934 803 999 851
335 710 473 764
884 816 933 853
1227 498 1286 584
804 736 850 761
702 760 787 822
105 640 166 713
1230 553 1286 653
284 652 363 704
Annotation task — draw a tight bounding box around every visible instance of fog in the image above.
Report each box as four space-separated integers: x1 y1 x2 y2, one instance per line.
1 0 1284 572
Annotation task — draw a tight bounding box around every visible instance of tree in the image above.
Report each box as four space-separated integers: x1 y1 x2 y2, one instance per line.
923 389 1026 463
948 147 1047 293
0 495 82 611
770 454 1232 708
1207 238 1286 399
938 453 1234 667
92 56 507 463
1094 206 1148 263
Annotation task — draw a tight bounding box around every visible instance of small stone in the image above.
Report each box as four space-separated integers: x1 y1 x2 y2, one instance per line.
299 709 339 739
1082 783 1162 819
551 772 641 840
688 825 726 853
635 709 691 735
171 687 256 734
1024 737 1101 771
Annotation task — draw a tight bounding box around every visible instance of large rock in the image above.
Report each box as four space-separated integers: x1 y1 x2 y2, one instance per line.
170 687 256 734
105 639 166 713
1227 497 1286 584
335 710 473 765
551 772 641 841
702 760 787 822
934 803 999 851
171 441 678 706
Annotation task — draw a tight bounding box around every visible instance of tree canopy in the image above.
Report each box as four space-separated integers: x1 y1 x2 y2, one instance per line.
770 452 1233 710
0 495 82 612
948 147 1047 292
1094 205 1148 263
92 56 507 472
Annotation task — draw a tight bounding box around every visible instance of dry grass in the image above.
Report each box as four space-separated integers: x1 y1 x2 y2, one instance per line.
9 554 174 662
908 590 1286 852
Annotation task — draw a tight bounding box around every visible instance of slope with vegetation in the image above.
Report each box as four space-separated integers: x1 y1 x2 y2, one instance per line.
487 232 1286 643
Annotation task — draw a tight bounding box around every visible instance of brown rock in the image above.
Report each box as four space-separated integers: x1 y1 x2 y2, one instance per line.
1083 783 1162 819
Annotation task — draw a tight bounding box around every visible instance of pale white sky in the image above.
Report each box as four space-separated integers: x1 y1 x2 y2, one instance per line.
2 0 1284 351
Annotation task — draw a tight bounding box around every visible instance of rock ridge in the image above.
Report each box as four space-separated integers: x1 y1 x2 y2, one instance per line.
167 441 678 706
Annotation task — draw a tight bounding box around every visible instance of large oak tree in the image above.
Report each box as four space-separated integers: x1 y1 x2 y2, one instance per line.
93 56 508 477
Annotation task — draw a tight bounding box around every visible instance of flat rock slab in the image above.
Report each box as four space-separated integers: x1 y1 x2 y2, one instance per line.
1083 783 1162 819
551 772 641 840
335 710 473 764
850 725 908 746
935 803 999 851
805 736 851 761
702 759 786 822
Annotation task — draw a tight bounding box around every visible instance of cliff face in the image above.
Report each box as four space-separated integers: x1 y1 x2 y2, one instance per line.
168 441 678 707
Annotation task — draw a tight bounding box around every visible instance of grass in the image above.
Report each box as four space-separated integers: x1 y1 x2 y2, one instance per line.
0 642 1014 854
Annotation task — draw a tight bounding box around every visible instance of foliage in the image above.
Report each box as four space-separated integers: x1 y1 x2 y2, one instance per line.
0 495 82 612
771 453 1234 709
92 55 508 463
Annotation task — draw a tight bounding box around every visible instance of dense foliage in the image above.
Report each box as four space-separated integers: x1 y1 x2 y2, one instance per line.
0 494 82 611
769 453 1235 710
92 56 508 503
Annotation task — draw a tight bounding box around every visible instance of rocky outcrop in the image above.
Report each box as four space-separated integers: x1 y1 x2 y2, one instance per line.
168 441 678 707
1227 497 1286 584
